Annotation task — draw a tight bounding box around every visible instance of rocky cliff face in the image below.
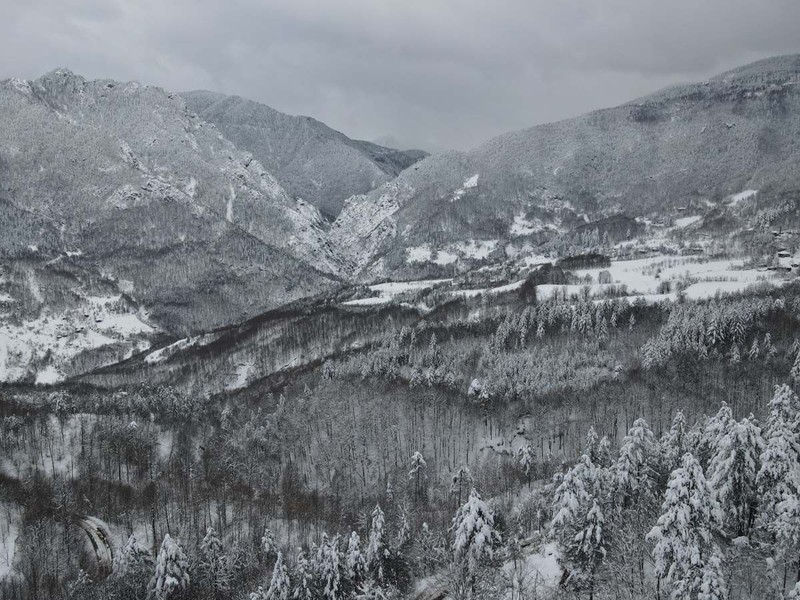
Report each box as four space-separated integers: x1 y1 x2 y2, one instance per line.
181 90 427 220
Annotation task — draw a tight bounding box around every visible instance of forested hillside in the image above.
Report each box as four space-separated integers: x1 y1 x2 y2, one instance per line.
4 274 800 599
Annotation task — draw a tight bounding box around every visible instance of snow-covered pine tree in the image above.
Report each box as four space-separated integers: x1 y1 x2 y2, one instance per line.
345 531 366 586
730 344 741 365
748 337 760 360
758 385 800 525
765 333 777 361
114 534 153 580
517 443 535 487
262 527 278 562
452 489 501 584
707 416 763 535
366 505 386 581
292 549 315 600
395 512 411 551
647 453 725 599
699 402 735 466
148 534 190 600
616 418 657 507
450 465 475 505
791 351 800 386
199 526 228 593
550 454 609 598
408 451 427 501
314 533 341 600
266 552 291 600
661 411 688 471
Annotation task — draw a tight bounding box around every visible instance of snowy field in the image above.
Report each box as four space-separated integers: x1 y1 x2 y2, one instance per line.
0 295 155 384
343 279 452 306
537 256 792 302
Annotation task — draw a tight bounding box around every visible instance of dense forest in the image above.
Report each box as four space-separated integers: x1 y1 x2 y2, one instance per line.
3 281 800 599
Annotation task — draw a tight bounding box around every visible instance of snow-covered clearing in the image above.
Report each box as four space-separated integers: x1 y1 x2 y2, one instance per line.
342 279 453 307
509 213 546 236
674 215 702 228
144 331 222 364
406 240 498 265
451 174 479 201
450 279 526 299
728 189 758 205
0 298 155 383
538 256 790 302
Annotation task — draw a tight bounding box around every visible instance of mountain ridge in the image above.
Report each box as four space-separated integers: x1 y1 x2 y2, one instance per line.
180 89 428 219
330 54 800 278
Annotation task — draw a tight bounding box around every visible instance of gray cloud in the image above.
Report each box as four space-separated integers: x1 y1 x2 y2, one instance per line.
2 0 799 150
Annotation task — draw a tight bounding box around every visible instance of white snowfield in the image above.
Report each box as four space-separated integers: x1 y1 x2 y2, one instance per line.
728 189 758 205
411 541 560 600
406 240 499 266
674 215 702 228
144 331 223 364
538 256 791 302
343 279 452 306
0 295 154 384
452 174 479 201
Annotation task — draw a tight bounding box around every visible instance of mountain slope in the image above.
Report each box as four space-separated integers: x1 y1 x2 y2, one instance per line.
0 69 340 338
332 54 800 277
181 90 427 219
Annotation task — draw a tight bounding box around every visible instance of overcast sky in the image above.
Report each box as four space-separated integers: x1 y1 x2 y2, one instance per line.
2 0 799 151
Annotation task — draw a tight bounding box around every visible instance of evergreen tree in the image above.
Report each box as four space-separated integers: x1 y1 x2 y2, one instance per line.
314 534 341 600
647 453 725 600
791 351 800 386
267 552 291 600
199 526 228 593
450 465 475 505
114 534 153 580
661 411 688 471
408 450 427 500
452 489 501 584
758 385 800 525
292 549 315 600
148 534 190 600
366 505 386 581
345 531 366 586
748 338 760 360
616 418 657 506
551 454 609 599
262 527 278 562
517 443 535 487
707 416 763 535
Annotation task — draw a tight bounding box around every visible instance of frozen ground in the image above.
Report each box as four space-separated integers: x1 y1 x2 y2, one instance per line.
0 295 155 384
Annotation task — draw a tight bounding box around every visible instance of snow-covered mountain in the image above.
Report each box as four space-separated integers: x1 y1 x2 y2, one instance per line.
0 69 350 382
331 55 800 278
181 90 427 220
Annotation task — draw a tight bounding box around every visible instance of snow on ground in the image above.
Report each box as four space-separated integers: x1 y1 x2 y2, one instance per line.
452 240 498 260
35 365 64 385
0 298 155 383
406 240 497 265
452 174 479 201
144 332 222 364
450 279 526 299
674 215 702 228
343 278 453 306
537 256 790 302
510 214 546 236
226 360 254 391
728 189 758 205
501 542 561 598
